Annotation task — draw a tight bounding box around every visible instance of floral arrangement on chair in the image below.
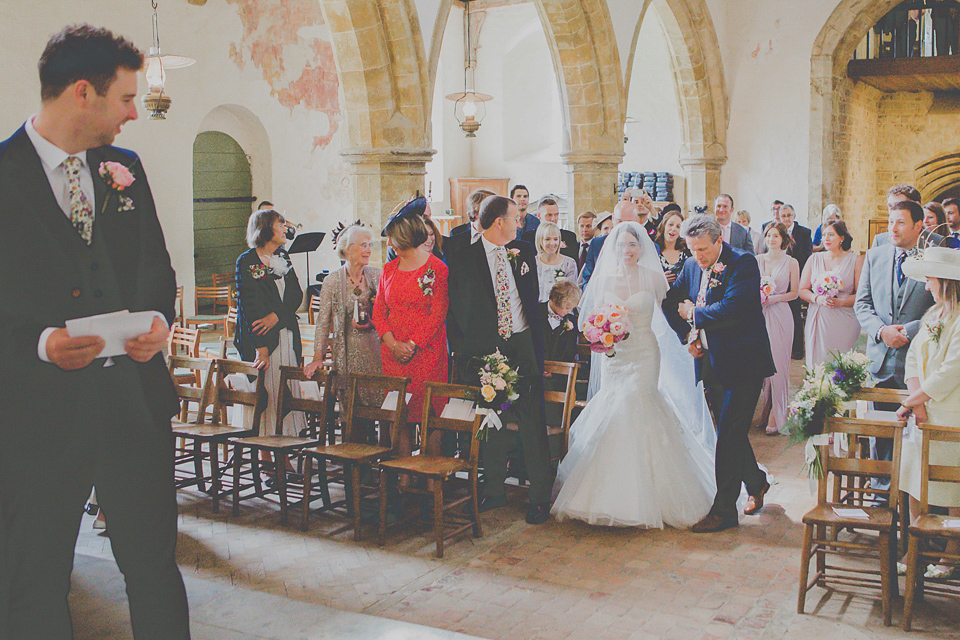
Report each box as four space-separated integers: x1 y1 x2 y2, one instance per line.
470 349 521 441
583 304 631 357
785 350 871 479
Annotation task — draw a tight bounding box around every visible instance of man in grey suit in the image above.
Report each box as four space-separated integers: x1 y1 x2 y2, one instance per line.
855 200 935 481
714 194 755 254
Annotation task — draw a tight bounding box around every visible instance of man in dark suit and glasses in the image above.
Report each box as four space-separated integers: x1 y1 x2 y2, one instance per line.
0 25 189 639
447 195 554 525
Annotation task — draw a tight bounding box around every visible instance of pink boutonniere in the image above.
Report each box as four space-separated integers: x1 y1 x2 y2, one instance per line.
707 261 726 289
98 160 138 213
506 247 521 268
562 319 574 333
418 267 436 296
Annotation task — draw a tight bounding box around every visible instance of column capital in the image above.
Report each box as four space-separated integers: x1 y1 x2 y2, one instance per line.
339 148 436 166
560 150 625 167
678 154 727 171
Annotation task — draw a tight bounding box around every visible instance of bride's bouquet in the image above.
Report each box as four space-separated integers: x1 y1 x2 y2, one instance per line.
470 350 521 441
813 272 843 299
583 304 631 357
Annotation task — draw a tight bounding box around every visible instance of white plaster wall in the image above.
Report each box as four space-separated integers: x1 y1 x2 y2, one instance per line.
704 0 841 227
622 5 684 207
0 0 351 308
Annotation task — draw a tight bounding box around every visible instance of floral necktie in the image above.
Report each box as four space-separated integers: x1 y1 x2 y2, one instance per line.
494 246 513 339
64 156 94 245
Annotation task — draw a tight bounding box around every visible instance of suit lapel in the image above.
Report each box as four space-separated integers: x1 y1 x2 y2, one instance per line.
470 238 497 306
87 147 108 220
5 128 88 251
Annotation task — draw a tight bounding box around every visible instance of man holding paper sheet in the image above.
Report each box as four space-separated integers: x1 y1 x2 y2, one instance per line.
0 25 188 639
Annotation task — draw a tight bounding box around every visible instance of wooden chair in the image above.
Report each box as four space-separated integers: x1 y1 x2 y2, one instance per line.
797 415 906 627
902 422 960 631
174 285 185 328
543 360 580 465
307 294 323 324
573 342 592 413
168 356 217 490
171 359 265 512
225 304 238 338
228 366 336 526
212 271 236 292
378 381 484 558
300 374 410 540
186 285 232 331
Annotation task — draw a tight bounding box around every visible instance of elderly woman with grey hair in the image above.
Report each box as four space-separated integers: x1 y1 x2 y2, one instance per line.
813 204 841 252
304 223 382 402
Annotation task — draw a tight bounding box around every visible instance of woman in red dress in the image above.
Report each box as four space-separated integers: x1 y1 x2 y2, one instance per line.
374 198 449 455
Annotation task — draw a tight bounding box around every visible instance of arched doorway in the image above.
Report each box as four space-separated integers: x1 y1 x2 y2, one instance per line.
192 131 254 293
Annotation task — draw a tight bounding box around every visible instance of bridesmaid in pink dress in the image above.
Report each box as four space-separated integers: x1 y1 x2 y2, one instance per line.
757 223 799 435
798 220 864 368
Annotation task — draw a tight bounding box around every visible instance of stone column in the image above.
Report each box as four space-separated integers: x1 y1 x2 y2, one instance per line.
561 151 623 218
679 147 727 210
340 148 435 264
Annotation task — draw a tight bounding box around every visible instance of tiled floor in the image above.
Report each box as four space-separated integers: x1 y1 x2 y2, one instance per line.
73 360 960 640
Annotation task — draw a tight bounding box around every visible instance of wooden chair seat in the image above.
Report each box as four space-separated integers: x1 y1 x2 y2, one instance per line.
909 514 960 538
802 504 895 531
186 314 227 324
172 423 250 439
306 442 391 464
380 455 470 479
229 435 320 451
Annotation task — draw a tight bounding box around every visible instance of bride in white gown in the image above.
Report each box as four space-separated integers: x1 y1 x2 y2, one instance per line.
551 222 717 528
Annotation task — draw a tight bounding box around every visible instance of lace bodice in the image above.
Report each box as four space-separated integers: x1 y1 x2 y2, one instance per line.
602 291 659 377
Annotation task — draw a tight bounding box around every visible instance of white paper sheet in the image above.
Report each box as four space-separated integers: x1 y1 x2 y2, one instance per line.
440 398 477 421
833 507 870 519
943 519 960 528
65 309 156 358
380 390 413 411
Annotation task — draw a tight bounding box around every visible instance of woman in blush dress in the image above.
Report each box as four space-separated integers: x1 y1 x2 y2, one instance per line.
373 197 449 454
756 223 799 435
535 222 578 302
798 219 864 367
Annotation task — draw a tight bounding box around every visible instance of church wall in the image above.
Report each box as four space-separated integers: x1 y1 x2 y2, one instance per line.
0 0 351 305
836 82 880 252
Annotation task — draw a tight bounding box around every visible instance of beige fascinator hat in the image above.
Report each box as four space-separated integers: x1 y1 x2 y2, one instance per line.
902 246 960 282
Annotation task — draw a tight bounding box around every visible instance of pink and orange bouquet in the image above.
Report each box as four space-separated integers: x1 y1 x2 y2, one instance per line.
813 272 843 299
583 304 631 357
760 276 774 304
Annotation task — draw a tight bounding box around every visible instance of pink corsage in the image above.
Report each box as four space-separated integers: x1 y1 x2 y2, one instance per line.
418 267 436 296
99 160 138 214
707 261 726 289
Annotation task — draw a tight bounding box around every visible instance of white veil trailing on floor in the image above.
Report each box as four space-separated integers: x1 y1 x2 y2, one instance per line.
579 222 717 454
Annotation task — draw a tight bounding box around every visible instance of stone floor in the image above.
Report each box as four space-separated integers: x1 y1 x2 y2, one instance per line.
72 361 960 640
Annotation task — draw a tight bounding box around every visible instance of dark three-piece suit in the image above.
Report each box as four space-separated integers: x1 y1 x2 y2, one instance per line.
0 125 189 638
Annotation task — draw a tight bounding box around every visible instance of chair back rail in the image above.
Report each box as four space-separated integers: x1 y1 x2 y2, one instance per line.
168 325 201 358
419 381 484 464
195 285 233 315
276 365 336 440
818 416 906 508
167 355 215 423
851 387 910 404
919 422 960 509
212 358 266 435
343 373 411 449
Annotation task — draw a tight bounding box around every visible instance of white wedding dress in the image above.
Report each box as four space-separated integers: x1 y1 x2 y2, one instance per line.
551 289 716 528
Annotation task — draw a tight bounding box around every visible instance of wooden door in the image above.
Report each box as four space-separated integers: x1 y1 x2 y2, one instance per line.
449 177 510 224
193 131 254 289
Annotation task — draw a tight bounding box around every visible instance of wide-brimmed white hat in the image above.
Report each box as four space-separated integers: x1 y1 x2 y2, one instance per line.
902 246 960 282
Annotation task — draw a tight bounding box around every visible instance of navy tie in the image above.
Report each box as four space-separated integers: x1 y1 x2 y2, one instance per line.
896 251 906 287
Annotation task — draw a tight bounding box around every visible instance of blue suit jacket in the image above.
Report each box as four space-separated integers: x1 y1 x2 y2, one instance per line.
663 244 775 384
578 234 607 289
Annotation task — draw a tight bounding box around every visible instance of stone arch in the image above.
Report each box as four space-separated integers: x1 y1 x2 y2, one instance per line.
916 153 960 201
624 0 728 207
428 0 626 214
198 104 273 203
809 0 904 229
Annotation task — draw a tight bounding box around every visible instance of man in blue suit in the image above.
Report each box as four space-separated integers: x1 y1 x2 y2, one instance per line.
579 200 640 289
663 215 775 532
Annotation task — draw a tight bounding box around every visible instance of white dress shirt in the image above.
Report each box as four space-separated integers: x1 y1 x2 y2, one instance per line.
25 117 164 362
481 235 529 334
720 222 731 244
25 116 95 220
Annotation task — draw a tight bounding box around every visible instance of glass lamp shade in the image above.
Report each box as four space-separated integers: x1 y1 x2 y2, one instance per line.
444 90 492 137
141 50 195 119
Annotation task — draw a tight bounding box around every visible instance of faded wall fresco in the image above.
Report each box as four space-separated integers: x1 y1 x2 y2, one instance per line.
227 0 341 150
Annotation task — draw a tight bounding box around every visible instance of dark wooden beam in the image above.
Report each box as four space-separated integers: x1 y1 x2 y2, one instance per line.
848 55 960 92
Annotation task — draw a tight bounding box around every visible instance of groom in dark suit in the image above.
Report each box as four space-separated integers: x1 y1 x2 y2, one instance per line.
664 215 775 532
0 26 189 638
447 195 554 524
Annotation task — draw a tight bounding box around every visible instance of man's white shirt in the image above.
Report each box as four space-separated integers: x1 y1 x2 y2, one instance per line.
481 235 529 333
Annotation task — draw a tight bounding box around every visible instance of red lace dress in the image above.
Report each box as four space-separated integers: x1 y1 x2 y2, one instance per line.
373 253 449 422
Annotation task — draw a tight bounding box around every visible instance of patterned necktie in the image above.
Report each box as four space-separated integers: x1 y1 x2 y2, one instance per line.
896 250 907 287
696 269 710 306
64 156 94 245
494 246 513 339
